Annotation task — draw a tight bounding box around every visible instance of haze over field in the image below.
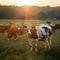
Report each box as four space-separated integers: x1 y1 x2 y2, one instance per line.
0 0 60 7
0 0 60 20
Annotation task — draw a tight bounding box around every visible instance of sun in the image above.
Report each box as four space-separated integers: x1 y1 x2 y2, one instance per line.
17 0 36 6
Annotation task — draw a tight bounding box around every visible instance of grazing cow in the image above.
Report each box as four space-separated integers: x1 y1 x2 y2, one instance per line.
25 23 56 52
7 23 27 40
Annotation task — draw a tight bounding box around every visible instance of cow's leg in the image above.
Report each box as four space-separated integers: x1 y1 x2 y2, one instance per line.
28 38 32 51
44 37 51 50
14 34 17 40
44 40 47 49
44 38 49 49
48 36 52 49
48 39 51 50
46 33 51 50
8 33 12 40
34 39 38 52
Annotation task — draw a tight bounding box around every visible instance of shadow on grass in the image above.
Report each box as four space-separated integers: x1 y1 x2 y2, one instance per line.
0 46 60 60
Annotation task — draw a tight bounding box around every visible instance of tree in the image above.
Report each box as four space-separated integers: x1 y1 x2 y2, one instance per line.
38 12 47 19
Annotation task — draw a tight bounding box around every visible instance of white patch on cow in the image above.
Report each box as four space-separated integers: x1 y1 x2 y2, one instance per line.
40 28 47 36
35 25 47 38
45 24 52 31
18 27 20 30
36 26 42 38
40 24 52 31
26 25 32 34
38 26 47 36
28 29 31 34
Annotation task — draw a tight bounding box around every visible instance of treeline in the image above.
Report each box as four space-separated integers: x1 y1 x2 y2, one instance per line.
0 5 60 20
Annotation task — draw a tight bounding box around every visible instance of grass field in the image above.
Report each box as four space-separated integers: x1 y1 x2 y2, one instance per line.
0 19 60 24
0 19 60 60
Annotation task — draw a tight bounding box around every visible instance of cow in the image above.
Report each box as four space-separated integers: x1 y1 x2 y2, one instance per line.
24 23 56 52
7 23 27 40
0 23 10 36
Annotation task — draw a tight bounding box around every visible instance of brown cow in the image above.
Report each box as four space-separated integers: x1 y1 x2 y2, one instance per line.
0 23 10 36
7 23 27 40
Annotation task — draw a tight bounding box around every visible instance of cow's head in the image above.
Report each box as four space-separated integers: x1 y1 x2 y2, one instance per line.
26 25 38 39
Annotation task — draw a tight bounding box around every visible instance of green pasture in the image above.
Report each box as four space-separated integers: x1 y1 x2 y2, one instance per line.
0 19 60 24
0 19 60 60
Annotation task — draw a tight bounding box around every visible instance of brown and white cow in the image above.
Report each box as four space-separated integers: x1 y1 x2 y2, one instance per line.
7 23 27 40
25 23 56 52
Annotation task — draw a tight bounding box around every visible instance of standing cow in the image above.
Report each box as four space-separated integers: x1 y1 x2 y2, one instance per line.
25 23 56 52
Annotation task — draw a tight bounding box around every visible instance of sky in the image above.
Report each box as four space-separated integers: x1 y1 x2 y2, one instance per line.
0 0 60 7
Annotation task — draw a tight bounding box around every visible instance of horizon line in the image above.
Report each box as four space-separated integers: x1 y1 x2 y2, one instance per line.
0 4 60 7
